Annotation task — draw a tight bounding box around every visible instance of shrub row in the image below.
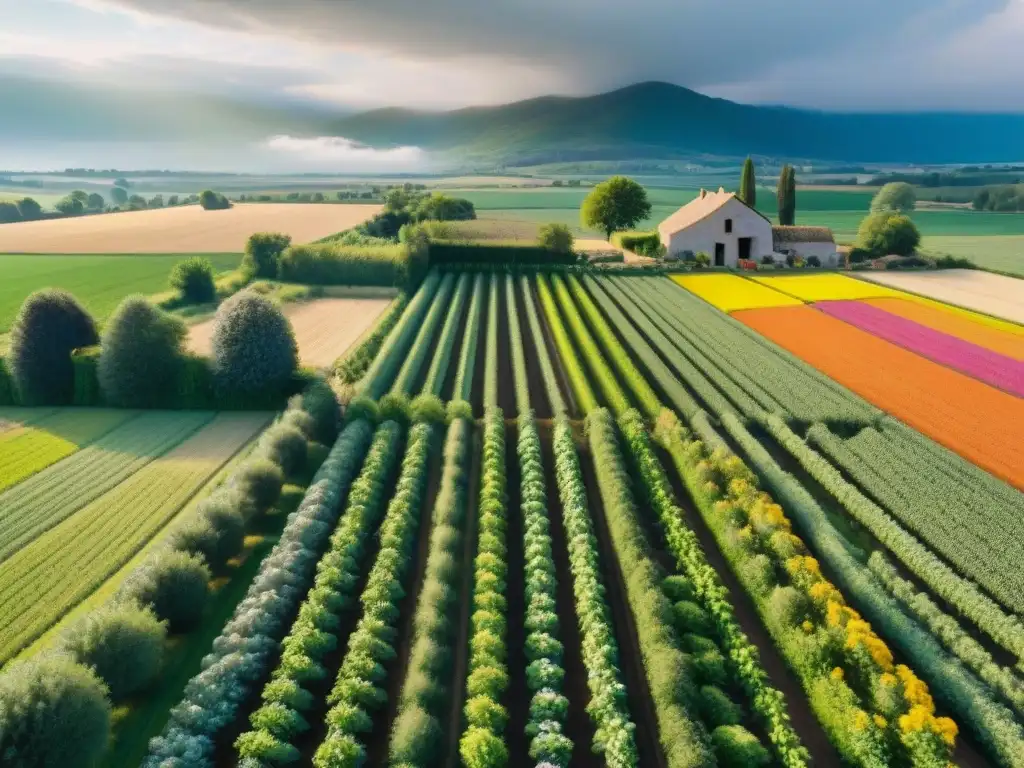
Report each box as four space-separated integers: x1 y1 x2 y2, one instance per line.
536 274 598 415
868 552 1024 719
278 241 413 287
505 273 531 415
359 271 443 399
235 421 403 763
586 410 719 768
143 418 375 767
483 273 500 409
714 411 1024 768
313 422 436 765
428 242 578 266
453 273 486 404
610 231 661 257
655 411 970 767
799 420 1024 659
551 419 637 766
519 275 568 418
460 409 511 768
388 417 472 767
518 417 573 765
390 273 458 396
422 273 473 397
549 274 630 416
335 292 409 384
618 410 809 767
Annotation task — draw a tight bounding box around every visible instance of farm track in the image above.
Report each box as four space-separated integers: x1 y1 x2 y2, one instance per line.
0 410 215 564
579 446 667 768
502 420 529 766
538 423 595 763
442 423 481 768
0 411 269 665
363 442 445 766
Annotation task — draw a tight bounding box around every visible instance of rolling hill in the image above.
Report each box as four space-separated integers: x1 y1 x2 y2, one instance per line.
332 81 1024 165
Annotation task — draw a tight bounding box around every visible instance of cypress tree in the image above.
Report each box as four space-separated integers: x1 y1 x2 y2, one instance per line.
739 157 756 207
778 166 797 226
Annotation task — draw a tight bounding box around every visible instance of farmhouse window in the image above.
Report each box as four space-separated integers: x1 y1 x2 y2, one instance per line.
725 218 733 233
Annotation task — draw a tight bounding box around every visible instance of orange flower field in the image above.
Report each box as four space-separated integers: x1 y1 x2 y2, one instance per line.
861 297 1024 361
734 305 1024 490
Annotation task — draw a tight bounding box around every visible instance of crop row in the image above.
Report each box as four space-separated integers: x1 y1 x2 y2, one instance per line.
0 410 213 564
868 551 1024 719
484 273 500 409
517 417 573 764
535 275 598 414
505 274 531 415
359 270 442 399
453 273 486 404
768 417 1024 662
0 412 268 664
519 275 567 417
617 410 810 767
388 417 472 767
313 421 435 765
144 417 375 767
336 291 409 385
391 272 458 396
234 420 403 762
459 409 511 766
422 272 473 397
551 418 637 766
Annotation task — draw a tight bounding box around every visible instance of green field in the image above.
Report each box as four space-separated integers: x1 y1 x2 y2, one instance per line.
923 234 1024 276
0 253 241 332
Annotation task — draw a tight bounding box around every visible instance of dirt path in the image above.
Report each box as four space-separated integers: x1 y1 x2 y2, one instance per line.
538 423 596 763
579 447 667 768
363 444 445 767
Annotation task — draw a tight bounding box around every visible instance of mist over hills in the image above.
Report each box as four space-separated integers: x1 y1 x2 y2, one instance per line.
333 81 1024 166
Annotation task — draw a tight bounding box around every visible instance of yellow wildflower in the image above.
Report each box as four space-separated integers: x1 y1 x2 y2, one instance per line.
801 620 814 634
830 667 845 681
873 714 888 729
853 710 871 732
935 717 958 747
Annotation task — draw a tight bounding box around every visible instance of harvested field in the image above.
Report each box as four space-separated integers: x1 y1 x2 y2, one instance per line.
735 304 1024 490
188 296 391 368
859 269 1024 327
0 411 269 664
0 203 381 254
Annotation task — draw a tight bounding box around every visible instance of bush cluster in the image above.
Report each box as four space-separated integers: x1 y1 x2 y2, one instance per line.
8 289 98 405
518 417 574 765
856 212 921 257
145 419 376 766
278 241 414 286
242 232 292 279
199 190 231 210
460 410 511 768
389 418 471 767
236 421 403 763
611 230 662 257
170 257 217 304
315 422 435 765
552 419 638 766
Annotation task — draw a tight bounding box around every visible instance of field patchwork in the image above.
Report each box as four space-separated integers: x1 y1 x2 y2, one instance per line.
735 304 1024 490
817 300 1024 396
0 411 269 664
0 408 138 493
0 203 382 254
671 273 802 312
0 410 214 564
188 296 391 369
751 273 904 302
858 269 1024 327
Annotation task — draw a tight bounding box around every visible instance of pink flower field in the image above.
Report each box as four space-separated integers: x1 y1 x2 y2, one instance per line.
816 300 1024 398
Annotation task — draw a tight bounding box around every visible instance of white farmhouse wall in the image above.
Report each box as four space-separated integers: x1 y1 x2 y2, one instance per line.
659 198 772 266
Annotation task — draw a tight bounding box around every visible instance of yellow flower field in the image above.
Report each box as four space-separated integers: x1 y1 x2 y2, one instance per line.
751 274 905 302
671 274 802 312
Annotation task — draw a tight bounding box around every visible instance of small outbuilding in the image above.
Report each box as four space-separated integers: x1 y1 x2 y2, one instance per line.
658 188 773 266
772 226 838 266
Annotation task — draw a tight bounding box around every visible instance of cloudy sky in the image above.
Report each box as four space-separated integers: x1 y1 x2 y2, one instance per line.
2 0 1023 170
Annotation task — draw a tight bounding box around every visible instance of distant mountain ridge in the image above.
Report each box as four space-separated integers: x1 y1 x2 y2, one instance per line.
333 81 1024 165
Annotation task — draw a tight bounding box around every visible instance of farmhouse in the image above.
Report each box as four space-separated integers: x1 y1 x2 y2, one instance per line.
658 188 772 266
772 226 839 266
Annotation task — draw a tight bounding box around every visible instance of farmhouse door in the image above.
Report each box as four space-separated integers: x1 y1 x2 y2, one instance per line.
739 237 752 261
714 243 726 266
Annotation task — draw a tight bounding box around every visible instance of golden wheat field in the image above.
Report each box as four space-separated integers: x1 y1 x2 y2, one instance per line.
188 296 393 368
0 203 382 254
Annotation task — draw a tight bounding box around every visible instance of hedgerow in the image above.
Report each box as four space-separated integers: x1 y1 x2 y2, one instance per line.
313 422 435 765
483 273 500 409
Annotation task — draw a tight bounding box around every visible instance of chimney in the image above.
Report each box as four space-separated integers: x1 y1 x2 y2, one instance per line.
700 188 707 199
718 186 725 194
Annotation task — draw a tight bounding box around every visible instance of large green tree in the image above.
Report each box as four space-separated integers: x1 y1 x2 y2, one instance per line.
870 182 916 214
777 165 797 225
739 157 757 207
856 212 921 256
580 176 651 239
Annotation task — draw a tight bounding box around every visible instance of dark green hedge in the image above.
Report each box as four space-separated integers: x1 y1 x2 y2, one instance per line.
279 242 411 286
428 242 578 265
0 358 13 406
72 347 102 406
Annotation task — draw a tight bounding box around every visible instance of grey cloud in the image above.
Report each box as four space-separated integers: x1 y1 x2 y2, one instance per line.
92 0 1011 96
